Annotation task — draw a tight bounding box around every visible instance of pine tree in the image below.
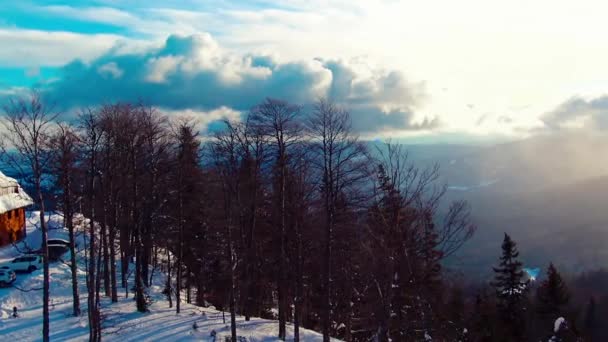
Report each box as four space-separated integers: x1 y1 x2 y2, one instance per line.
583 297 597 340
492 233 528 340
470 288 495 342
536 263 570 320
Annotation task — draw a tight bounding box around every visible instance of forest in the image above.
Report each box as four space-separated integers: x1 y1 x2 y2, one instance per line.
1 91 607 342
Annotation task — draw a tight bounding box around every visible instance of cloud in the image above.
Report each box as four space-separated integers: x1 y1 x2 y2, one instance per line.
542 95 608 130
162 106 242 133
41 5 138 27
0 28 127 67
97 62 123 79
25 67 41 78
37 33 432 134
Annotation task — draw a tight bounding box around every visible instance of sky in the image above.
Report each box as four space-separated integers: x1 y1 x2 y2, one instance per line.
2 0 608 142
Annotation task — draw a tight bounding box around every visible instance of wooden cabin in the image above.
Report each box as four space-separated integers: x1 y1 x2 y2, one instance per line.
0 171 33 247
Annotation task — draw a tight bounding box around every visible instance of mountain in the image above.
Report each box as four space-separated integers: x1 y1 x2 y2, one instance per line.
390 131 608 277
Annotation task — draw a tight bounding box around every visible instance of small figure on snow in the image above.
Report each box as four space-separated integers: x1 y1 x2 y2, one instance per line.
192 321 198 330
12 306 18 318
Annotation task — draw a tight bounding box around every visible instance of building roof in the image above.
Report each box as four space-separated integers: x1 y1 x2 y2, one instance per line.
0 171 33 214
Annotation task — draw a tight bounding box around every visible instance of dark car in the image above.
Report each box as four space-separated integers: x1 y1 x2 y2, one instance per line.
47 239 70 247
48 244 69 261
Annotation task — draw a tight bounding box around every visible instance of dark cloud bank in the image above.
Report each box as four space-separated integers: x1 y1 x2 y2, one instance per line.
39 33 437 134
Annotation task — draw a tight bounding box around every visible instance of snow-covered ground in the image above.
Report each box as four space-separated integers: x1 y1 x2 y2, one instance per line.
0 212 333 341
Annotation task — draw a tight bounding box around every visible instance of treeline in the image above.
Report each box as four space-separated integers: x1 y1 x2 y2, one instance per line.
460 233 608 342
13 91 608 341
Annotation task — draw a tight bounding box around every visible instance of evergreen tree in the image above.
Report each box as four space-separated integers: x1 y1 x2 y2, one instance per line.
470 288 496 342
536 263 570 320
492 233 528 340
583 297 597 340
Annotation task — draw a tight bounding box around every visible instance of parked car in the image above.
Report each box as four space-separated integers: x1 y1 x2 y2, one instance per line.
10 255 43 273
48 244 69 261
0 269 16 286
47 239 70 247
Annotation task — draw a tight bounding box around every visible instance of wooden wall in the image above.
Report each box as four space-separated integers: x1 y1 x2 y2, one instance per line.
0 208 26 247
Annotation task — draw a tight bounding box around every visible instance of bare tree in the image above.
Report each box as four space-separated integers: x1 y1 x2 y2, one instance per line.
286 146 315 342
251 98 302 340
365 141 475 340
80 108 104 342
307 99 368 342
233 116 268 321
49 123 82 316
1 91 58 342
211 121 241 342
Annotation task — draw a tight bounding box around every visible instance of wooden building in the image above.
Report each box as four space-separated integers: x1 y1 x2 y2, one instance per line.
0 171 33 247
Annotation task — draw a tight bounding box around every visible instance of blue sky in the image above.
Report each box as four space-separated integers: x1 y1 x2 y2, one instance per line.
2 1 608 140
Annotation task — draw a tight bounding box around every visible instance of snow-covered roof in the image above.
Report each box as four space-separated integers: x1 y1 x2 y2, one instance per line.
0 171 19 188
0 170 33 214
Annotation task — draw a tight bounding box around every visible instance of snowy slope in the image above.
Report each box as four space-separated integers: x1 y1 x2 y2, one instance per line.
0 212 335 342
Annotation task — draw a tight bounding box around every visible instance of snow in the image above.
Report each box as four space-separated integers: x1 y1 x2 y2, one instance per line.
0 171 19 187
0 170 33 215
554 317 565 333
0 212 338 342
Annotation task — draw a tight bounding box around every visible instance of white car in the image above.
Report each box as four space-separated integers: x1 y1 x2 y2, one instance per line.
0 268 16 286
10 255 43 273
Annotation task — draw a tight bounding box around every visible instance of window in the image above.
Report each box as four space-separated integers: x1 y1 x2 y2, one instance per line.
7 210 11 219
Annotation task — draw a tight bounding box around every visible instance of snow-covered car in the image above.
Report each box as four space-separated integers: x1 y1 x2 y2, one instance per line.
10 255 43 273
0 269 16 286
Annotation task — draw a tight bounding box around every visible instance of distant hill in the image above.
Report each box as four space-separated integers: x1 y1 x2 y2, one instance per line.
384 131 608 277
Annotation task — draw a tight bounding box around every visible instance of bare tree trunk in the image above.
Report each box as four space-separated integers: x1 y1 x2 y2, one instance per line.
166 248 173 308
244 203 257 321
322 200 333 342
95 225 103 341
176 187 183 314
278 150 288 341
65 175 80 316
120 228 129 291
101 211 111 298
110 195 118 303
38 184 51 342
88 175 99 342
294 220 303 342
228 231 238 342
186 274 192 304
109 225 118 303
67 210 80 316
150 245 158 286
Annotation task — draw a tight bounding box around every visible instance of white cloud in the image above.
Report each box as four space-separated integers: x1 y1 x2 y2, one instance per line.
0 28 125 67
8 0 608 136
163 106 242 132
39 33 434 134
145 56 182 83
98 62 124 79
